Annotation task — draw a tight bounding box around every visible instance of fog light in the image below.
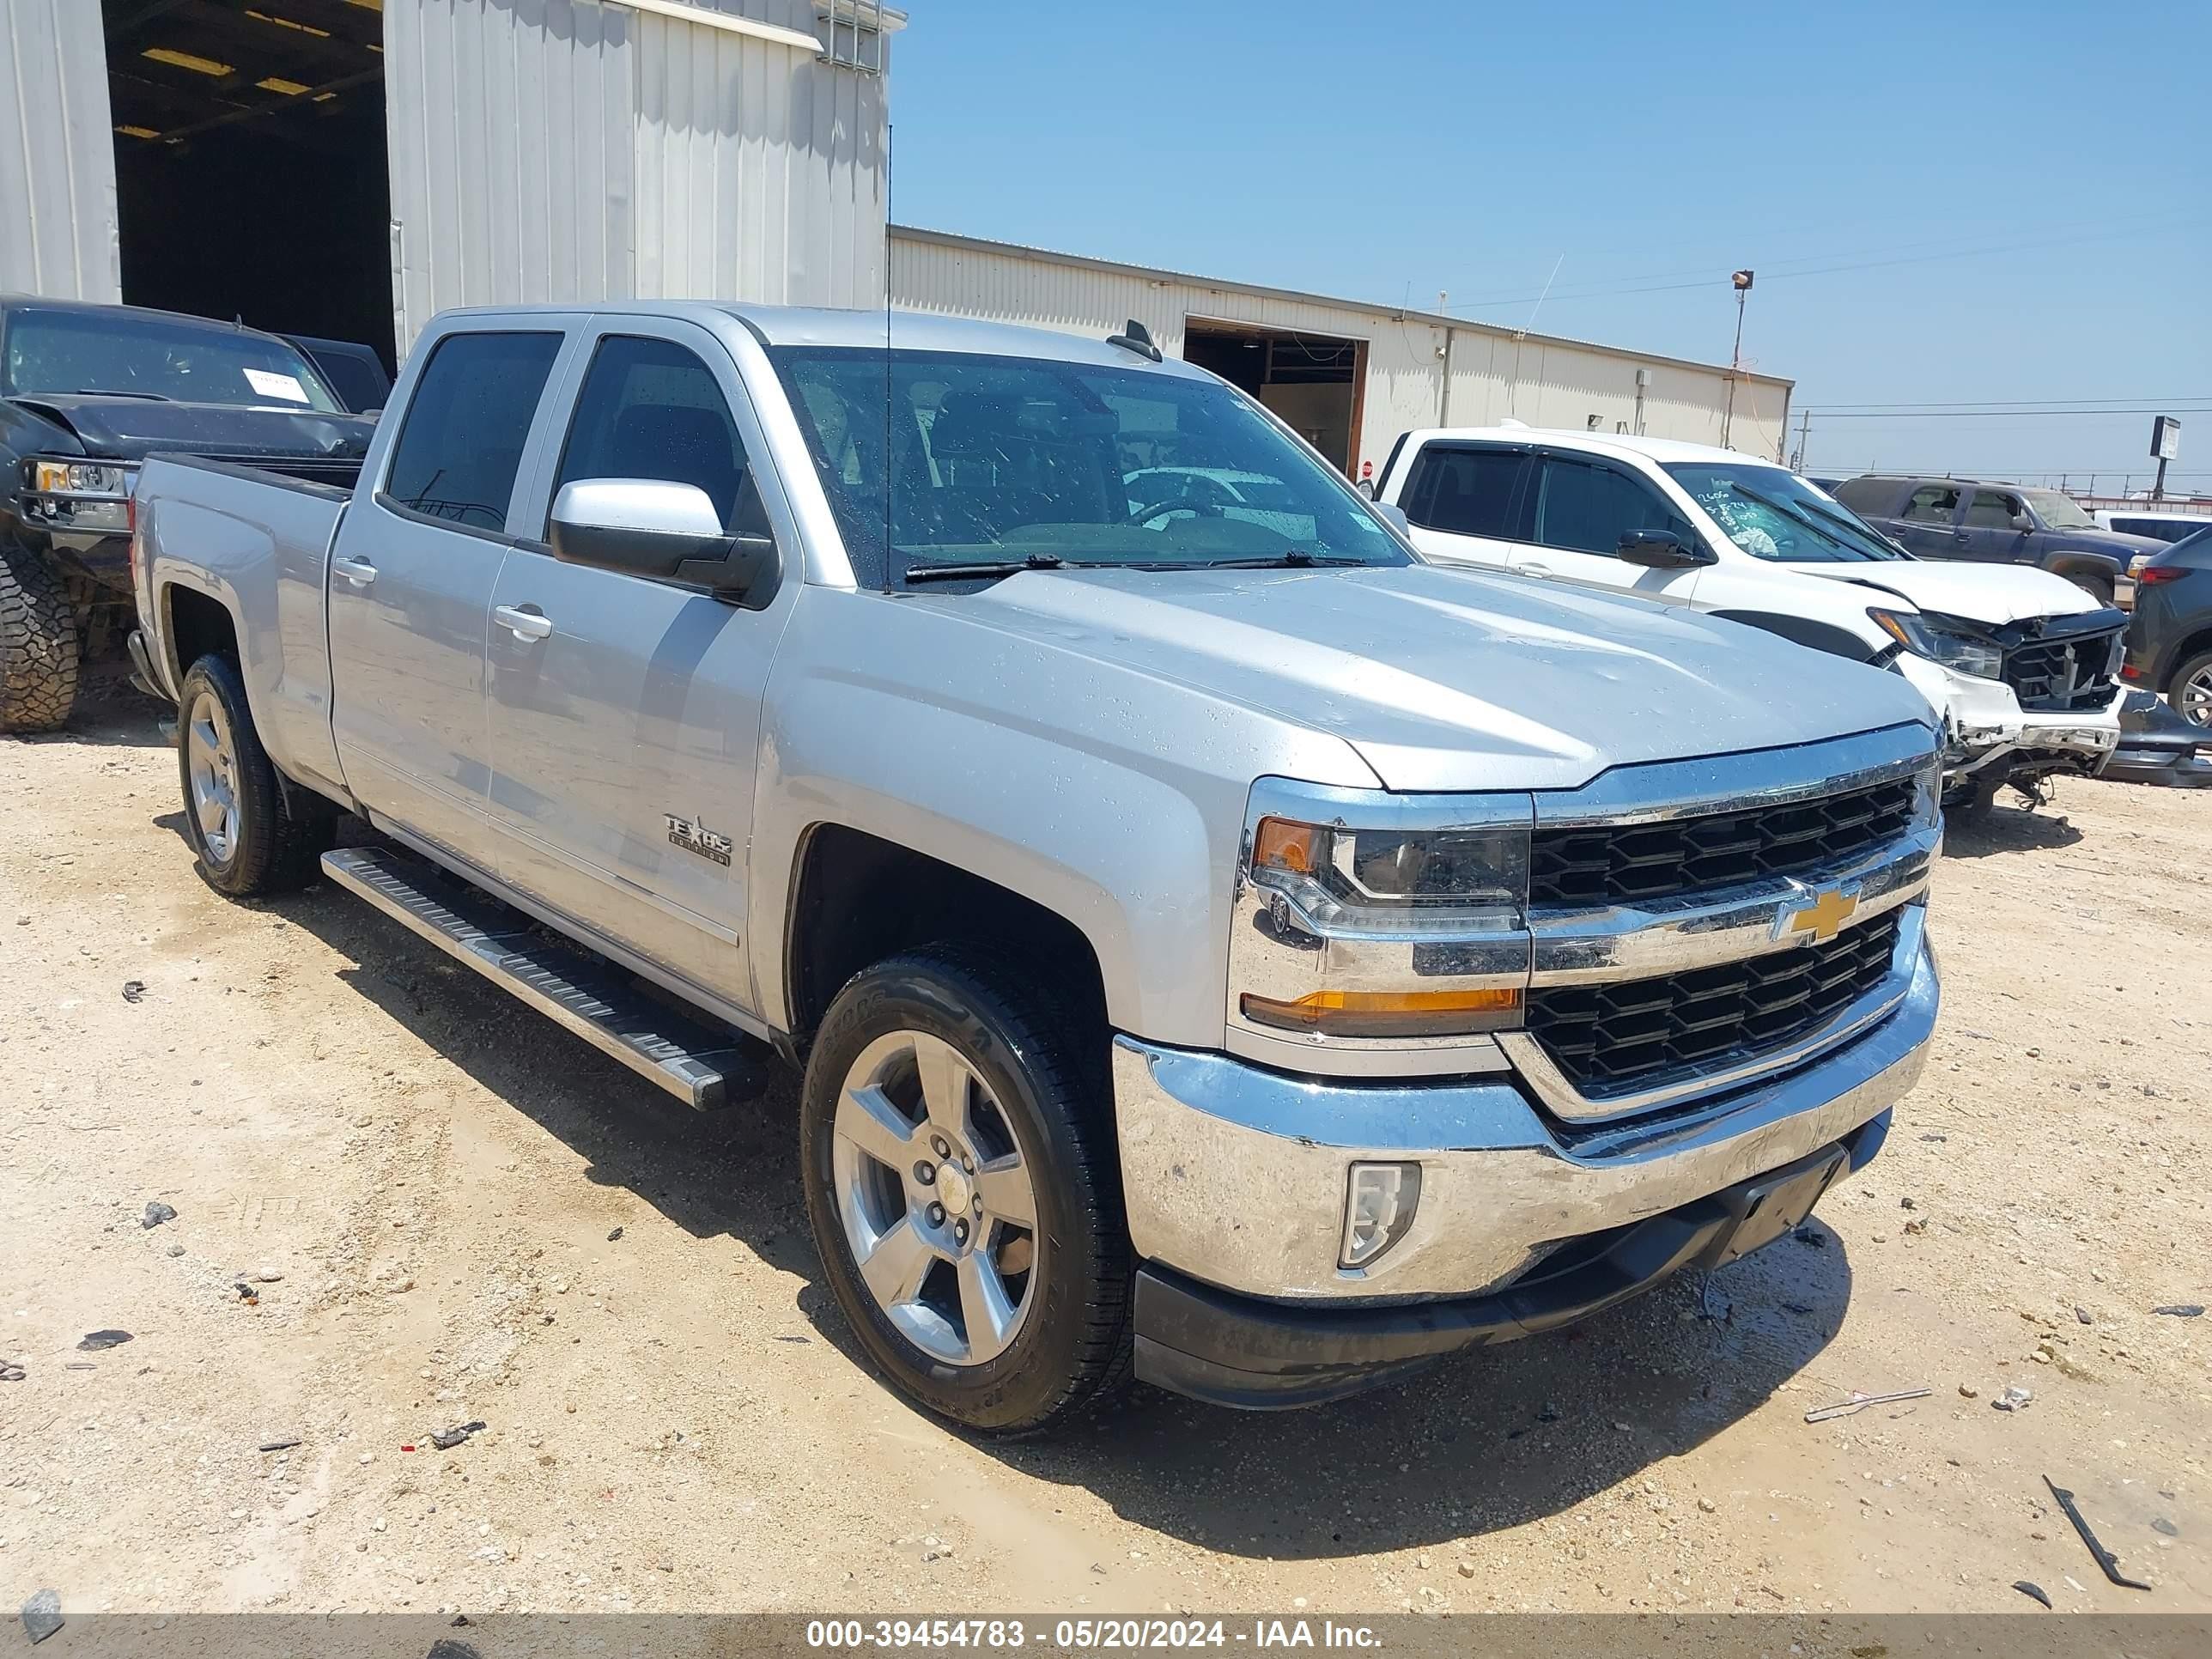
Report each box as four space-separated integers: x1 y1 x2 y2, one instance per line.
1340 1162 1421 1270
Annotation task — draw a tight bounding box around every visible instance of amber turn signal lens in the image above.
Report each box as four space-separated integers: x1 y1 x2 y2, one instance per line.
1253 817 1322 876
1240 986 1522 1039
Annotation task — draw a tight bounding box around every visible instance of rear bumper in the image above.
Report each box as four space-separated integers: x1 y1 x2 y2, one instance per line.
1135 1119 1884 1408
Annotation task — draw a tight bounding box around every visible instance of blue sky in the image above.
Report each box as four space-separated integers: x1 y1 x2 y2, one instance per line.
893 0 2210 491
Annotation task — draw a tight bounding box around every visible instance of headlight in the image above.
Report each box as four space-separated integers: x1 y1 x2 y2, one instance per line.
30 459 137 497
1237 814 1528 1037
1868 606 2002 681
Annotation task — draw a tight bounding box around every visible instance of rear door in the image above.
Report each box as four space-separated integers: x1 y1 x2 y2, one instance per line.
1392 441 1532 571
481 319 797 1013
1506 451 1708 605
326 325 573 863
1886 482 1965 557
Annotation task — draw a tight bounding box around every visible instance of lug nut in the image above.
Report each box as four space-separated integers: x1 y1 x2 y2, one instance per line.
927 1202 945 1225
953 1219 969 1245
915 1161 936 1185
931 1136 951 1158
972 1196 983 1215
961 1156 974 1174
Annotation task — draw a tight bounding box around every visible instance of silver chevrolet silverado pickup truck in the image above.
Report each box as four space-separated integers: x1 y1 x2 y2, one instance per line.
129 302 1942 1431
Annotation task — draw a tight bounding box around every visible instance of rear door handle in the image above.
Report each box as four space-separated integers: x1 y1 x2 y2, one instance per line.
331 555 377 586
1521 562 1556 579
495 605 553 642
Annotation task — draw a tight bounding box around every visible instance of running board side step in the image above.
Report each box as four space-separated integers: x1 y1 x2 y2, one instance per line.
320 846 771 1111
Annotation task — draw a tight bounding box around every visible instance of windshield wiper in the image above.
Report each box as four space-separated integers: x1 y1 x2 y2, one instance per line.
903 554 1079 584
1170 552 1367 570
64 388 173 401
1789 490 1911 559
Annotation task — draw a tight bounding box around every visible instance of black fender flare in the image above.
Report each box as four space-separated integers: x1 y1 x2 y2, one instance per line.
2039 548 2123 583
1707 609 1881 662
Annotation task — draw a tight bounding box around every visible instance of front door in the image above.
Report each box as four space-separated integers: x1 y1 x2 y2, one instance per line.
1957 488 2035 565
327 327 569 862
1504 453 1709 605
482 322 795 1014
1393 442 1531 572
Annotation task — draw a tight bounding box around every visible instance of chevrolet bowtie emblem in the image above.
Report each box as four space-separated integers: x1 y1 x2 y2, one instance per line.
1780 886 1860 945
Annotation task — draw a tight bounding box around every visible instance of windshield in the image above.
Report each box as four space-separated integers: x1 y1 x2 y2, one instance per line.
2 308 343 412
769 347 1410 586
2021 488 2095 530
1664 462 1907 562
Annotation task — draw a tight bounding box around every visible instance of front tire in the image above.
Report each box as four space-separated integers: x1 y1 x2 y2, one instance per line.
799 946 1132 1434
2168 649 2212 729
177 654 331 896
0 543 79 733
2068 572 2117 606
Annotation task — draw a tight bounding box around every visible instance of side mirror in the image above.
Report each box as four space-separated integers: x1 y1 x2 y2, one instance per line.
548 477 780 606
2009 511 2034 532
1373 501 1412 537
1617 527 1714 568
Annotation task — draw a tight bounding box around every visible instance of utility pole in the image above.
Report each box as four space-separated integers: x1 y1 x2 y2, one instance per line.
1792 406 1811 472
1721 270 1753 449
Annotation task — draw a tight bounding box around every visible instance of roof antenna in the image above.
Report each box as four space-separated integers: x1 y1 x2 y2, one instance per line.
882 120 895 593
1107 319 1162 362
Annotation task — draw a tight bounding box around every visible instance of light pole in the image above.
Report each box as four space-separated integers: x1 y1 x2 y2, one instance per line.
1721 269 1753 450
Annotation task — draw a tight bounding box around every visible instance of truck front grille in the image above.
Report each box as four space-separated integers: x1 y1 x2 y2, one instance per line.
1526 909 1902 1100
2003 628 2120 712
1528 776 1917 909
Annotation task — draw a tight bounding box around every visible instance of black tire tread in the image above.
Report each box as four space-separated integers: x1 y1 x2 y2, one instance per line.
804 943 1133 1436
0 542 80 733
179 653 331 896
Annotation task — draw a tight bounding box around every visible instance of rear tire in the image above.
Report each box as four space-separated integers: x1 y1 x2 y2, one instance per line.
799 945 1132 1435
0 543 79 733
2168 649 2212 729
177 654 332 896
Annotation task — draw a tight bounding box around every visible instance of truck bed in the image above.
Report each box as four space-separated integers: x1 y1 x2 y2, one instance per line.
135 453 354 800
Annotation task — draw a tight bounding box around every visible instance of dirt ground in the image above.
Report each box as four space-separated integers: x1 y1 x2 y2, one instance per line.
3 683 2208 1620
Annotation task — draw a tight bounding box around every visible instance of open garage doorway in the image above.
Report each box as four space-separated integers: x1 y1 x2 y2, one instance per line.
1182 319 1366 477
102 0 393 383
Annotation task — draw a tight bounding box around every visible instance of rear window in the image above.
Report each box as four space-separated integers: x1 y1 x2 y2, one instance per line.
1828 479 1891 514
382 331 563 532
1401 445 1527 538
3 307 342 411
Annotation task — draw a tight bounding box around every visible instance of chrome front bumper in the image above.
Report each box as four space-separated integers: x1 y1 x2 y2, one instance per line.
1113 925 1936 1302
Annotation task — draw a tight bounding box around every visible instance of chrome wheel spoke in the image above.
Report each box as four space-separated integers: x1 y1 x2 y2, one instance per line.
975 1152 1036 1230
836 1082 920 1170
858 1216 939 1308
911 1031 973 1136
956 1252 1019 1364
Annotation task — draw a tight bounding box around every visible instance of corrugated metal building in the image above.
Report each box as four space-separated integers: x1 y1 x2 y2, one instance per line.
3 0 895 364
892 227 1793 478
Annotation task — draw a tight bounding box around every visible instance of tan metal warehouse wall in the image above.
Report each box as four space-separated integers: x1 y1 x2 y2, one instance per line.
890 228 1792 472
0 0 120 301
385 0 893 353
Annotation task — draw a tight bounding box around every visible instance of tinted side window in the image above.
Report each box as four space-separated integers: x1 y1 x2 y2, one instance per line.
1403 446 1528 538
553 335 757 533
1963 489 2021 529
1533 457 1689 556
1828 478 1887 514
1899 484 1960 523
384 332 562 532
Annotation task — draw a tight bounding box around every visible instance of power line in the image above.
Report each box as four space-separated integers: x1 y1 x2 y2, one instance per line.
1806 396 2212 411
1809 406 2212 420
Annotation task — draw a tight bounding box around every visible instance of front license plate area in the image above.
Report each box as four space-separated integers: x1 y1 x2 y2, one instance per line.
1706 1147 1848 1267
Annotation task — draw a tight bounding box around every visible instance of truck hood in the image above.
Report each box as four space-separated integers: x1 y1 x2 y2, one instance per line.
1781 559 2103 626
6 394 374 462
963 563 1934 793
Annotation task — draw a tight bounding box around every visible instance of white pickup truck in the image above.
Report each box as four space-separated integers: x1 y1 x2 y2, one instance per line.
1372 428 2127 810
129 303 1942 1431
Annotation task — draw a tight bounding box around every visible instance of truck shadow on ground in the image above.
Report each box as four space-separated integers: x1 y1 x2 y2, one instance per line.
1940 803 2084 857
190 813 1856 1561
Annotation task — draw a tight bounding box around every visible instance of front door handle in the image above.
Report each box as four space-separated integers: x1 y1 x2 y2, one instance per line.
1521 561 1556 579
495 605 553 642
331 555 378 586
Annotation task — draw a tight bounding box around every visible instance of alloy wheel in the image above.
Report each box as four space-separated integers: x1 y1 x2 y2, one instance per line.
185 690 240 864
831 1029 1041 1366
2181 665 2212 728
